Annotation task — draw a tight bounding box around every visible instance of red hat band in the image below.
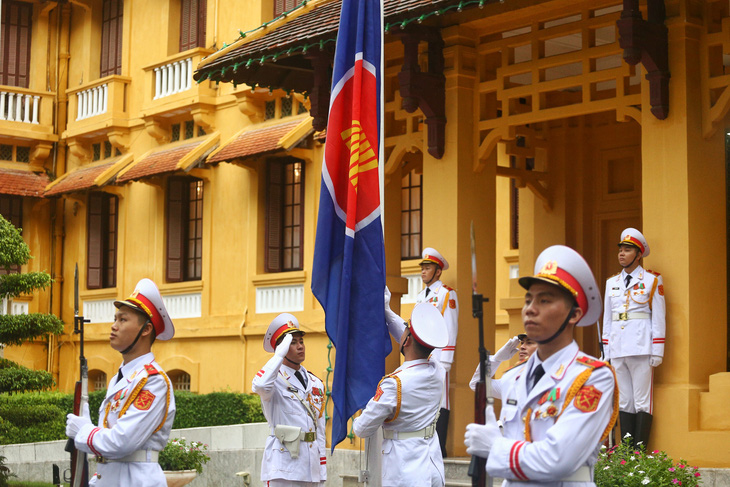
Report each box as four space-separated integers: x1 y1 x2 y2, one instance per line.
423 254 444 268
270 322 297 350
406 320 429 348
535 267 588 316
621 235 645 253
128 293 164 337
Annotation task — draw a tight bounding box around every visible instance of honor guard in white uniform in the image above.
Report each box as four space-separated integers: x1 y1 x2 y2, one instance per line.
252 313 327 487
465 246 618 486
416 247 459 457
601 228 665 446
66 279 176 487
469 334 538 400
354 302 449 487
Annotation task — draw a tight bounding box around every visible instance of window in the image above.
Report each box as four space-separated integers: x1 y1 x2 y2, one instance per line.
266 159 304 272
87 192 118 289
265 100 276 120
167 177 203 282
100 0 123 77
274 0 298 17
401 169 422 259
0 1 32 88
179 0 206 52
89 370 108 392
170 121 204 142
168 370 191 391
281 96 293 117
0 195 22 274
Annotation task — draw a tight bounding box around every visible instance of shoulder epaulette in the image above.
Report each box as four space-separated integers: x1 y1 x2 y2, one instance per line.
307 370 322 382
503 359 528 373
443 285 455 291
576 356 608 369
144 364 159 376
646 269 661 277
609 272 620 279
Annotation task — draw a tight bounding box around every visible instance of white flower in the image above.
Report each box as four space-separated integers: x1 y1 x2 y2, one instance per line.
624 432 633 438
603 466 610 470
648 455 654 459
639 470 645 474
601 445 607 450
631 456 636 461
628 472 634 476
637 441 644 445
642 477 651 485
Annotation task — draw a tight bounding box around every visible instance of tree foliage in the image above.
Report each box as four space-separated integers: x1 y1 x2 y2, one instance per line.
0 215 63 394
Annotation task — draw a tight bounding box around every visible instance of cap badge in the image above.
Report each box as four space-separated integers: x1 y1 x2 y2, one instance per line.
539 260 558 275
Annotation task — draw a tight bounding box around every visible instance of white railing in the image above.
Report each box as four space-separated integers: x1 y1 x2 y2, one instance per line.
11 301 28 315
256 285 304 314
401 274 423 304
154 58 193 99
0 91 40 124
162 293 201 319
85 292 201 323
84 299 116 324
76 84 108 120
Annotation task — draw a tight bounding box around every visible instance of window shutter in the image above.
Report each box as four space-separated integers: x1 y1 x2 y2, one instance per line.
167 178 187 282
1 1 32 88
101 0 123 77
179 0 192 51
87 193 104 289
106 195 118 287
266 162 283 272
274 0 284 17
197 0 207 49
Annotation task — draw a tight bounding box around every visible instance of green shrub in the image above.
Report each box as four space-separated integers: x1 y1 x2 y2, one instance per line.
0 390 263 445
172 391 264 428
159 438 210 473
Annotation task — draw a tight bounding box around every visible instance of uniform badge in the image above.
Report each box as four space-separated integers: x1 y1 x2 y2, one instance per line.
658 284 664 296
633 284 639 290
539 387 561 405
546 405 558 417
133 390 156 411
539 260 558 275
506 399 517 405
312 387 323 396
373 385 384 402
449 299 456 309
574 385 602 413
144 364 158 376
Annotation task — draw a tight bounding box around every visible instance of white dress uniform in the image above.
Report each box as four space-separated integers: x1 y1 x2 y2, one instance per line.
602 265 665 413
354 302 449 487
416 279 458 409
253 313 326 486
469 359 527 400
487 342 618 486
74 353 175 487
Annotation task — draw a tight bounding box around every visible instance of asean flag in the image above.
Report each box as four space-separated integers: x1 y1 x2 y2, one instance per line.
311 0 390 449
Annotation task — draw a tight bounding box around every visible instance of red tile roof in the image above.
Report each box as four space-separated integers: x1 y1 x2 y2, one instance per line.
45 160 117 196
117 142 202 183
196 0 471 81
207 119 303 163
0 168 50 197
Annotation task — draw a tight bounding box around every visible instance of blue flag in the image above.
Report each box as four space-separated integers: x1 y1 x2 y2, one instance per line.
311 0 389 450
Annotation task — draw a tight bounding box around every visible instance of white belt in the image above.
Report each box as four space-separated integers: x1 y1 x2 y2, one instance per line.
612 312 650 321
270 426 316 442
513 466 591 483
97 449 159 464
382 422 437 440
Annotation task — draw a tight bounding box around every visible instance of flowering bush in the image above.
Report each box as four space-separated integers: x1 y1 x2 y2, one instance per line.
159 437 211 474
595 434 701 486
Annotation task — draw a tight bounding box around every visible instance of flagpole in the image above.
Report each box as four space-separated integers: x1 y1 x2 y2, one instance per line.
365 1 386 486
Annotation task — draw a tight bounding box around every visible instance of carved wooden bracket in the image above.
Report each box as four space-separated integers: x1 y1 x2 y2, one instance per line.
234 92 263 123
617 0 670 120
396 26 446 159
29 142 53 170
108 129 130 152
67 139 90 163
144 119 170 144
191 105 215 133
305 51 333 132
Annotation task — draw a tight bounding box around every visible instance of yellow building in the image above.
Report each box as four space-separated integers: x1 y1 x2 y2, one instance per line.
2 0 729 468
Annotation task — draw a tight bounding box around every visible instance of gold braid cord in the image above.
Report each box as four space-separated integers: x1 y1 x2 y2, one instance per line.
118 377 148 419
524 362 619 444
382 375 403 423
648 277 659 311
153 370 172 434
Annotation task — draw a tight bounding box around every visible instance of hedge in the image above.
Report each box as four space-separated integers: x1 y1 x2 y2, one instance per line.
0 390 264 445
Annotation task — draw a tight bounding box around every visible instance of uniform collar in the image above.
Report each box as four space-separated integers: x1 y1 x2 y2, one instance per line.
426 280 443 293
108 352 155 398
621 265 643 281
523 341 579 403
281 363 309 391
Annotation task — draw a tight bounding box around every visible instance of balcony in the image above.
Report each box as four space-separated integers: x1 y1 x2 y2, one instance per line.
0 86 56 142
65 75 132 140
141 48 217 130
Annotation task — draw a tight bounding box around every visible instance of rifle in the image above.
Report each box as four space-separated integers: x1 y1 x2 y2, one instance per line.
64 264 89 487
467 222 492 487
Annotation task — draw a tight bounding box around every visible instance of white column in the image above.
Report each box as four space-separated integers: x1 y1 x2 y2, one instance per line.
154 67 161 99
7 93 15 121
23 94 31 122
184 58 192 90
31 96 40 124
173 61 181 93
14 93 22 121
0 92 6 121
101 84 108 114
77 91 85 120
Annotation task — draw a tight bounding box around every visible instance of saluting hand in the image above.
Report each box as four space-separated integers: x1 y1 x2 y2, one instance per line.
493 335 521 362
66 402 91 439
464 405 500 459
275 333 293 358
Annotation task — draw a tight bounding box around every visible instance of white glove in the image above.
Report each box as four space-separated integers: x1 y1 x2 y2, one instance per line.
493 336 520 362
384 286 392 308
384 287 404 329
650 355 662 367
442 362 452 372
66 402 91 439
464 405 500 458
275 333 293 358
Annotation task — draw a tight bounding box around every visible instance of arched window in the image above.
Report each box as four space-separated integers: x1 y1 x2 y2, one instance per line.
168 369 191 392
88 370 108 392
